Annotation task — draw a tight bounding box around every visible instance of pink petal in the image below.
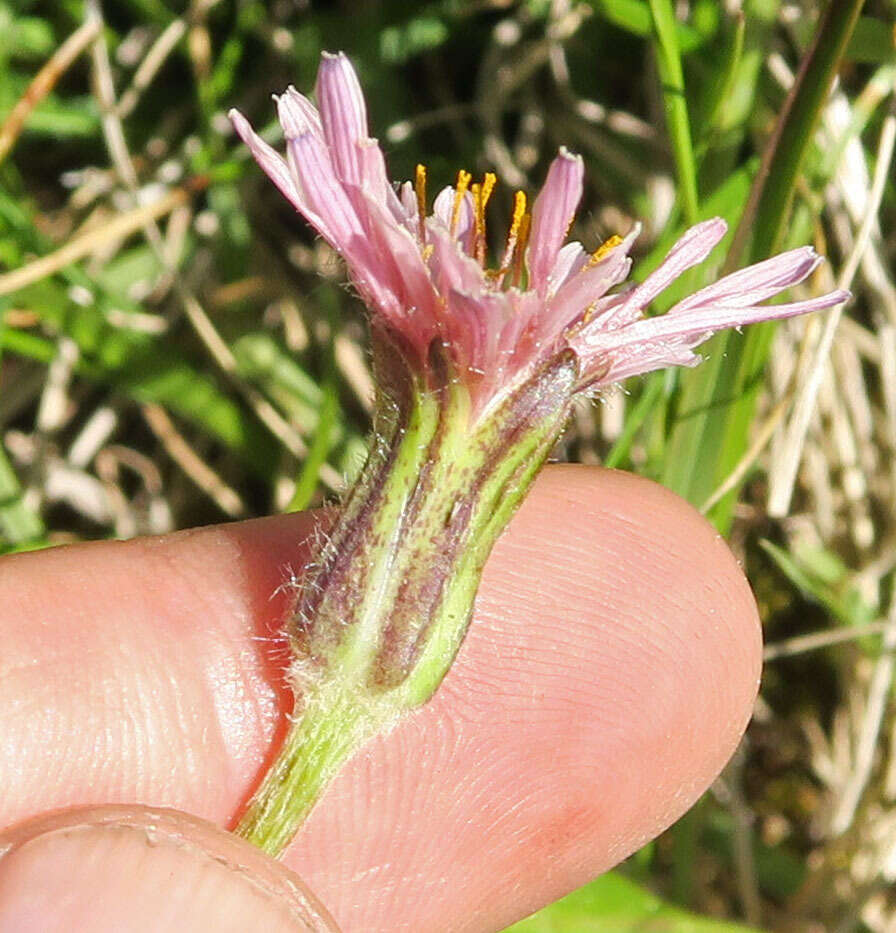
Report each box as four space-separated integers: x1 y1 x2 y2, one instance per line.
432 186 475 245
584 342 700 387
353 193 440 341
527 148 584 294
285 132 364 248
549 241 590 293
355 138 402 210
286 134 409 326
673 247 822 313
399 181 418 224
425 222 488 296
612 218 727 321
316 51 369 187
533 251 631 350
499 289 548 376
574 288 849 386
276 87 322 139
549 224 641 327
612 291 850 347
228 108 305 214
446 288 507 376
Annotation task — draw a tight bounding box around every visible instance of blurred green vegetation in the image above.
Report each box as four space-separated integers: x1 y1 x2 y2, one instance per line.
2 0 895 930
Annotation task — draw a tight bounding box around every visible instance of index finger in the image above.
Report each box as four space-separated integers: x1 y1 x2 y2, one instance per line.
0 465 761 931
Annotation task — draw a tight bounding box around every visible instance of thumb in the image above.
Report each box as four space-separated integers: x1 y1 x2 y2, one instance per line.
0 806 338 932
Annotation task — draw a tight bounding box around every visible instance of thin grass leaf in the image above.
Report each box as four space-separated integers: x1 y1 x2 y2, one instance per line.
731 0 865 267
603 371 665 469
649 0 700 225
0 444 45 549
501 870 762 932
589 0 707 52
845 16 895 66
662 0 863 529
700 12 746 145
760 539 878 629
288 378 339 512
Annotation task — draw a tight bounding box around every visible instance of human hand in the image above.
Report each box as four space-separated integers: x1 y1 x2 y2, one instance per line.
0 466 760 932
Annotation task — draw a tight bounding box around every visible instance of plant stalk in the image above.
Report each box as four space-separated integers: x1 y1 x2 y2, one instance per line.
237 340 578 855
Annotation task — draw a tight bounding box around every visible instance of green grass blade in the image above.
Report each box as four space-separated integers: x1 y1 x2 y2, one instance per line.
649 0 700 224
700 12 746 144
662 0 864 529
729 0 866 267
0 444 45 549
502 871 763 932
846 16 896 64
603 372 665 469
287 379 339 512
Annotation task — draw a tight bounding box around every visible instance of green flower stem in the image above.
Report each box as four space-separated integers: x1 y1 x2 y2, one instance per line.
236 344 578 856
237 680 372 855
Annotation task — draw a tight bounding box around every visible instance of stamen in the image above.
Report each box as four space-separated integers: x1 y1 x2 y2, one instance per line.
513 211 531 287
451 169 472 236
415 164 427 240
500 190 527 272
470 173 496 266
478 172 497 220
471 183 483 260
581 301 599 325
509 191 527 242
590 234 623 264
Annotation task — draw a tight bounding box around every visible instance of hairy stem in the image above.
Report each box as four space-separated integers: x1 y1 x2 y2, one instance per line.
236 344 578 855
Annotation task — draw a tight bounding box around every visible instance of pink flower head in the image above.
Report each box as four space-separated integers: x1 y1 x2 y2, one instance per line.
230 52 847 412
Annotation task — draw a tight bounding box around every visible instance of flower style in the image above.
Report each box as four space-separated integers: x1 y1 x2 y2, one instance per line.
230 51 846 418
228 52 847 859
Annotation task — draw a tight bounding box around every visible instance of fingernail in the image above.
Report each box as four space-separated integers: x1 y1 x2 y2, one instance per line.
0 807 338 932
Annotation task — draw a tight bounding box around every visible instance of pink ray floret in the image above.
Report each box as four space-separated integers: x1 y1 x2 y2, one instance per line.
229 52 848 410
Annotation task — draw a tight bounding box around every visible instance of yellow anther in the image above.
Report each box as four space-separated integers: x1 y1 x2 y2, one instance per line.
471 183 483 261
513 211 531 285
471 173 497 265
451 169 472 235
590 233 623 264
415 164 428 240
415 164 427 218
498 190 528 276
479 172 497 217
508 190 527 242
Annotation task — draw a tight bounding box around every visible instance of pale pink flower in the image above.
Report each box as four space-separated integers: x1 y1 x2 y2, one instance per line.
229 51 847 412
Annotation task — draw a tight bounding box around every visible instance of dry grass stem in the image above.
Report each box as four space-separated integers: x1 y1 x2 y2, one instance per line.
0 15 102 164
767 112 896 517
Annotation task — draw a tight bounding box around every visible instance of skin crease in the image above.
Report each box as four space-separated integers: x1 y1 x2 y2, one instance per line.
0 465 761 932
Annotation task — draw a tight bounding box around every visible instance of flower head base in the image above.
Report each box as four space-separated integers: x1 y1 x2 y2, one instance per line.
230 51 847 417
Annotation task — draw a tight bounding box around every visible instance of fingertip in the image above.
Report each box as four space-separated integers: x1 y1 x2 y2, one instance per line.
488 465 762 768
288 466 763 929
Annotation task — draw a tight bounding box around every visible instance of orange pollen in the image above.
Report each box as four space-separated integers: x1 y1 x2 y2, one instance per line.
451 169 472 235
498 190 528 273
415 164 427 238
471 174 496 265
471 183 482 224
590 233 623 264
509 191 527 242
513 211 531 285
476 172 497 235
581 301 599 325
